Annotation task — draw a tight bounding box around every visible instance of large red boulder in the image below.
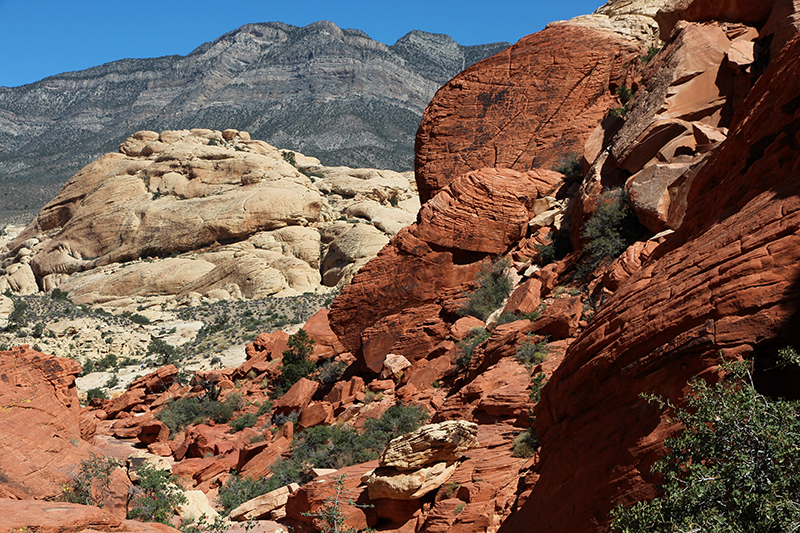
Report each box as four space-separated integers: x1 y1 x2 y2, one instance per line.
414 25 644 203
0 346 94 499
499 32 800 533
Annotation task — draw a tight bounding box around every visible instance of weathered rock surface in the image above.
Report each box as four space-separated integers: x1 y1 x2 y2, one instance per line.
2 129 421 306
0 345 93 499
229 483 300 521
0 499 179 533
414 25 644 203
329 167 563 360
379 420 479 471
364 461 458 500
501 30 800 533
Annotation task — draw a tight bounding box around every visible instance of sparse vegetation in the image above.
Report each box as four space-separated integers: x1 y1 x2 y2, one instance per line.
274 328 316 396
577 188 645 278
609 85 634 118
640 45 662 63
229 412 258 432
460 257 513 321
157 390 242 435
610 355 800 532
551 152 583 182
512 428 540 458
534 229 572 266
281 151 297 166
456 328 491 368
515 335 549 366
147 338 178 366
218 403 428 514
127 463 188 524
61 452 119 507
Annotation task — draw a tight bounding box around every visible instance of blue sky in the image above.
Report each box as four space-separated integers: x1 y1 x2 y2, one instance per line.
0 0 605 88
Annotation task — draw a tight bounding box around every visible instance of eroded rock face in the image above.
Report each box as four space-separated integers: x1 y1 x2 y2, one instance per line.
501 31 800 533
329 167 563 362
3 129 420 306
0 345 93 499
414 25 644 203
379 420 479 470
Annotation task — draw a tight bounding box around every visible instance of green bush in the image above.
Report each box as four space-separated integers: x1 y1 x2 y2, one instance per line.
511 428 540 458
277 328 316 392
534 229 572 266
51 288 70 301
640 45 662 63
551 152 583 182
281 151 297 167
128 463 187 524
460 257 513 321
456 328 491 368
317 359 346 385
147 338 178 366
62 452 119 506
229 412 258 432
577 188 644 278
515 335 549 366
610 357 800 532
5 299 27 332
157 392 242 435
86 387 109 402
130 313 151 325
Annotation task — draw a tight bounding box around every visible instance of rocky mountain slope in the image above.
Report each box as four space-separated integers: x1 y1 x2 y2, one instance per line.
3 0 800 532
0 22 508 218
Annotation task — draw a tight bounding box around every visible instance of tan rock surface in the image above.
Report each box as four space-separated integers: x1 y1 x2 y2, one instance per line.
379 420 479 471
364 461 458 500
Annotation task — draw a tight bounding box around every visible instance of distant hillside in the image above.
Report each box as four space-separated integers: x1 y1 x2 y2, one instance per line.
0 22 509 218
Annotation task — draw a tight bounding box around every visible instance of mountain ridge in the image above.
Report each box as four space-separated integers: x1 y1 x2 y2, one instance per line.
0 21 509 218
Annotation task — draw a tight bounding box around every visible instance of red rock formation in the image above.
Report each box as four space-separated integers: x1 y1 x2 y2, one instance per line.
414 25 644 203
0 346 94 499
0 499 178 532
499 32 800 533
329 167 563 366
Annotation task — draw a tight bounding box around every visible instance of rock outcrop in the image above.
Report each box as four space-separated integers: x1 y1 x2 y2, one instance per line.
2 129 420 307
500 28 800 533
0 345 93 500
414 24 644 203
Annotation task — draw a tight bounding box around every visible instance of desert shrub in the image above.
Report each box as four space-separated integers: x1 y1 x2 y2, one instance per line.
529 372 547 404
281 151 297 166
317 359 347 384
5 299 27 332
257 400 272 416
277 328 316 391
511 428 540 458
534 229 572 266
551 152 583 182
229 412 257 432
128 463 187 524
62 452 119 506
129 313 151 325
610 357 800 532
456 328 491 368
362 403 429 444
577 188 644 278
51 288 70 301
303 474 365 533
515 335 549 366
86 385 109 402
157 392 242 434
218 472 281 515
147 338 178 366
640 44 662 63
460 257 513 321
95 352 117 371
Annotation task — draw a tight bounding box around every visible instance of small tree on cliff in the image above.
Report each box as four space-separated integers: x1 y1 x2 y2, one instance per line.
610 352 800 532
460 257 513 321
278 328 316 391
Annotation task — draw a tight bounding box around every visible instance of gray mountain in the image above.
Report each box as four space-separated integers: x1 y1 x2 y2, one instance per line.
0 21 509 217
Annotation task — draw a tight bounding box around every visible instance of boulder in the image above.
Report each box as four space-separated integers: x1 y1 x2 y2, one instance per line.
298 402 334 429
415 25 644 203
273 378 319 416
379 420 479 471
229 483 300 521
0 346 94 499
364 461 458 500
